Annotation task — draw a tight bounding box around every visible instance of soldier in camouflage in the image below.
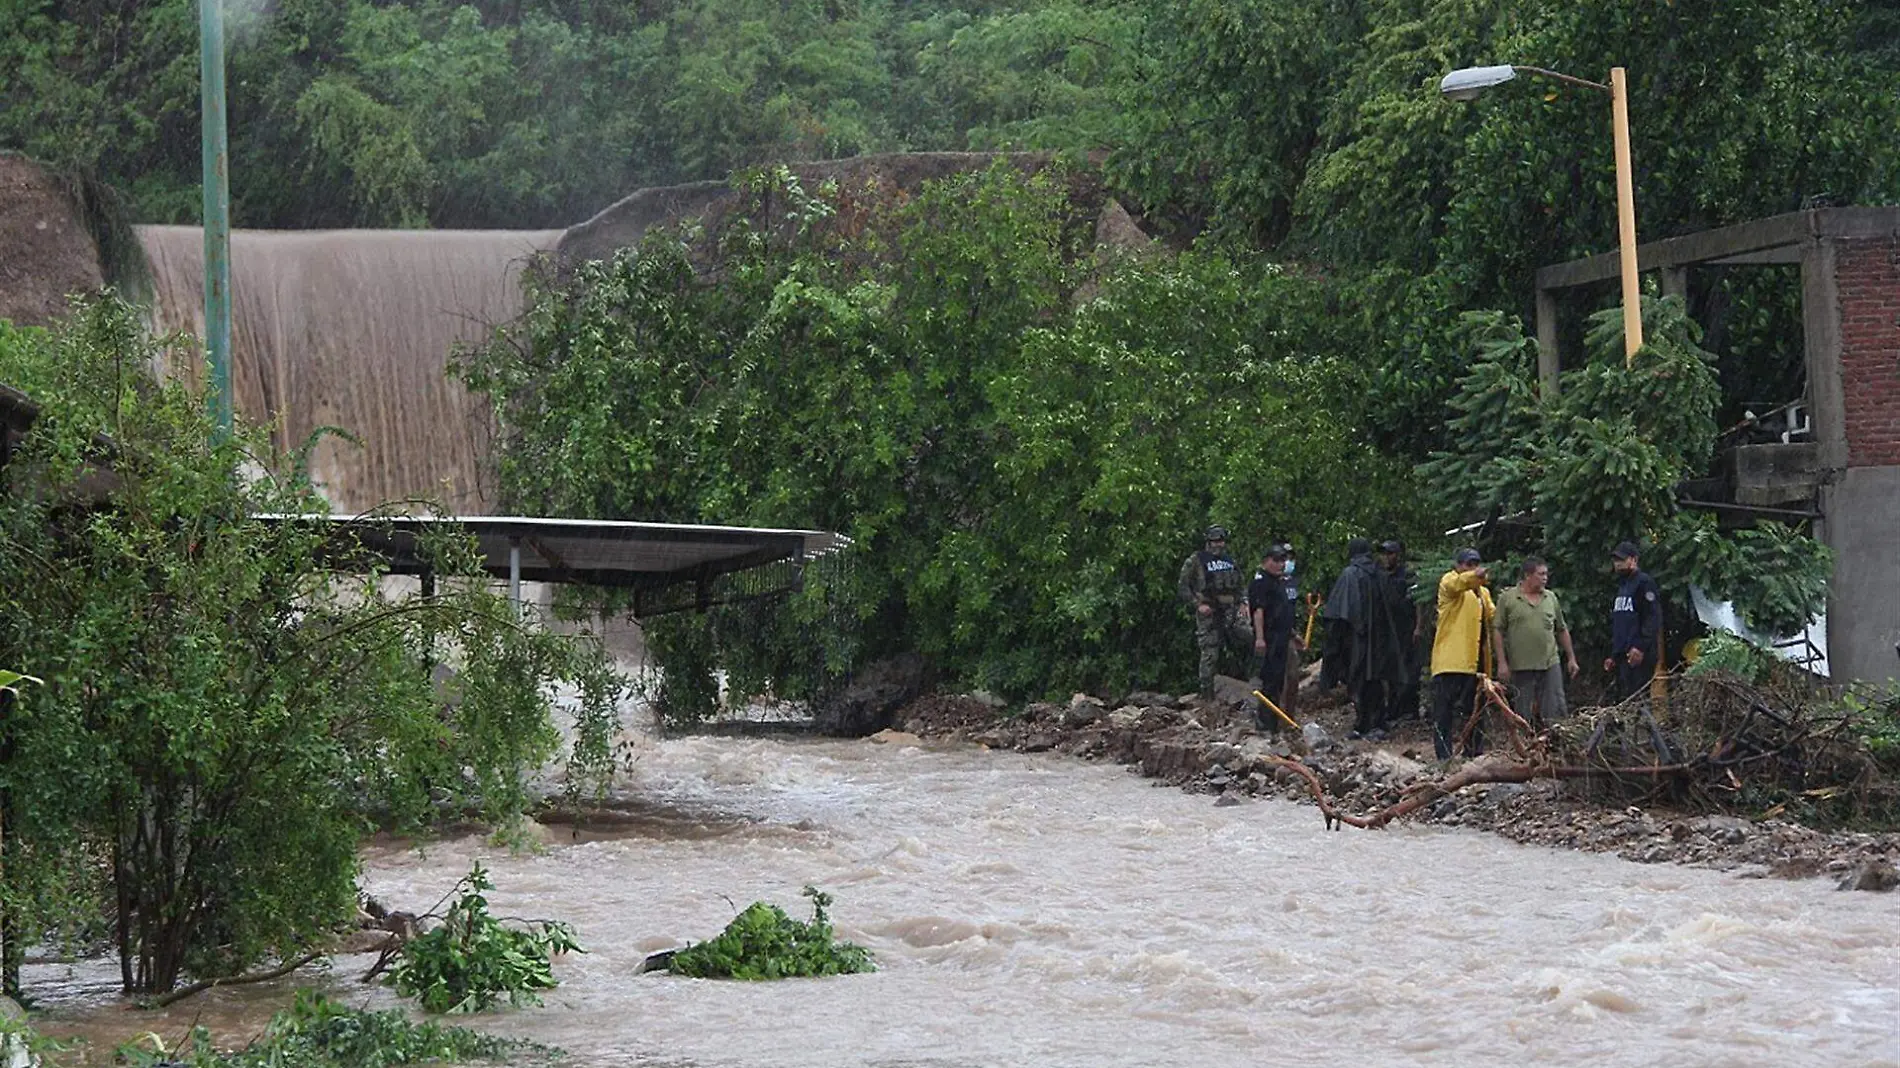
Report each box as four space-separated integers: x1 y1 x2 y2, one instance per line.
1178 526 1252 695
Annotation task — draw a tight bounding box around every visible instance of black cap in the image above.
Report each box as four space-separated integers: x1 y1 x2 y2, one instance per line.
1205 525 1229 541
1454 547 1482 565
1379 540 1403 554
1264 543 1291 560
1611 540 1640 560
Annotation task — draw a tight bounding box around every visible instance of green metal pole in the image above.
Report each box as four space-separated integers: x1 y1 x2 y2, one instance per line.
199 0 233 435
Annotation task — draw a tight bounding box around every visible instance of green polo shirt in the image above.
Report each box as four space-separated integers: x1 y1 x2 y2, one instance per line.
1493 585 1567 672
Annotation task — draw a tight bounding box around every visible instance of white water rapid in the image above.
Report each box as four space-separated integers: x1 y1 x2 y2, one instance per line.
32 735 1900 1066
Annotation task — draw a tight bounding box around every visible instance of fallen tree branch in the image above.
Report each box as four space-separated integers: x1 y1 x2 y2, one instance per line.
1453 675 1541 759
1267 753 1704 831
147 948 327 1009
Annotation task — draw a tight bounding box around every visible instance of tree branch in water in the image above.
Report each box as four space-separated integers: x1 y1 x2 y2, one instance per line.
146 949 327 1009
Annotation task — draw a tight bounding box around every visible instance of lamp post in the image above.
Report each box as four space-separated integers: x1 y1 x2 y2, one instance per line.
200 0 233 435
1440 64 1644 366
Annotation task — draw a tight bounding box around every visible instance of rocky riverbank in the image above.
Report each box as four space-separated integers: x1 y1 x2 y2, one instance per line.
890 683 1900 891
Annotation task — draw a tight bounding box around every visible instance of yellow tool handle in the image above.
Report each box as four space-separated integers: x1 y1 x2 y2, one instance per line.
1252 690 1300 731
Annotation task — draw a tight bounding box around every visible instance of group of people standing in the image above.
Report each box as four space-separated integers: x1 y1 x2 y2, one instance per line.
1176 526 1303 714
1178 528 1665 761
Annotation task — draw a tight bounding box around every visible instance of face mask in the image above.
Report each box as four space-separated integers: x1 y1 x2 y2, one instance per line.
1284 559 1296 578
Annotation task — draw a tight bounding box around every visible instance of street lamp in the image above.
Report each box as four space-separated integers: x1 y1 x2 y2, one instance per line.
1440 64 1644 366
200 0 233 435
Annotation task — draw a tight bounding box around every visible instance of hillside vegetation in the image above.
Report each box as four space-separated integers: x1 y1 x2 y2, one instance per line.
6 0 1895 697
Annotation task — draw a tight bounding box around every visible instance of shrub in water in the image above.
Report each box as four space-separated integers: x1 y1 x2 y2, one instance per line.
668 887 875 980
384 865 582 1013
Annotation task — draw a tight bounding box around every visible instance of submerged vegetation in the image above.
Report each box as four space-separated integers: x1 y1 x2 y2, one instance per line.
385 865 583 1014
116 991 547 1068
668 887 875 980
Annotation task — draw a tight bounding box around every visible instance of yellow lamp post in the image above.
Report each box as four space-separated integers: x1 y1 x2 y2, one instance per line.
1440 64 1644 366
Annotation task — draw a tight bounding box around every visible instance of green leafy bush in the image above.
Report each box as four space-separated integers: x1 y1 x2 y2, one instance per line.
460 165 1434 702
117 990 540 1067
1841 685 1900 776
0 299 627 995
385 865 582 1013
1685 632 1779 684
668 887 874 980
1423 297 1832 649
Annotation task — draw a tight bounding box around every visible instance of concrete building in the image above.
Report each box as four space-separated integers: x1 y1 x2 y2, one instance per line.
1537 209 1900 684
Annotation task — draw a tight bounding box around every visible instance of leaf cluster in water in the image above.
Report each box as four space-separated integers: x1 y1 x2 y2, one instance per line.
668 886 875 980
116 990 550 1067
385 864 584 1014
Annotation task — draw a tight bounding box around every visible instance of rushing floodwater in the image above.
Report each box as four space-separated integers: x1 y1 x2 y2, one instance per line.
33 735 1900 1067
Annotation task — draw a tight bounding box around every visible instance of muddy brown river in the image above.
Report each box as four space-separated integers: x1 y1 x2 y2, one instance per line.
30 735 1900 1066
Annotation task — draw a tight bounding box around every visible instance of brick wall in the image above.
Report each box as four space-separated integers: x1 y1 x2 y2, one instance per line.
1836 237 1900 467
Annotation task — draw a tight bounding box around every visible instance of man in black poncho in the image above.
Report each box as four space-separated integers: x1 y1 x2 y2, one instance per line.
1378 539 1424 722
1321 537 1412 740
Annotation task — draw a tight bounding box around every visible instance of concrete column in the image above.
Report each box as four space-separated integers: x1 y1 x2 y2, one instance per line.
1535 287 1561 397
1801 240 1848 473
1660 267 1689 303
508 538 522 617
1798 237 1895 681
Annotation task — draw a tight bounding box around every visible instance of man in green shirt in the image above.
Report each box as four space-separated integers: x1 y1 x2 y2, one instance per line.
1490 556 1580 728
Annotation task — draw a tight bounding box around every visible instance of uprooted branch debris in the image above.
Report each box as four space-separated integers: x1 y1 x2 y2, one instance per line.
1267 672 1893 831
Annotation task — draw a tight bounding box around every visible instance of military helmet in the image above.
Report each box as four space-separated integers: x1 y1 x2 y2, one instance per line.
1204 525 1230 542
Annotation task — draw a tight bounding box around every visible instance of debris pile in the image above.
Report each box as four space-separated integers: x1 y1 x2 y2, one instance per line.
1547 674 1897 822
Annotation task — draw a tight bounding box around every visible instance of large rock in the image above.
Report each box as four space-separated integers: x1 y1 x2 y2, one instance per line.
1837 859 1899 892
1207 674 1258 709
1064 694 1106 727
0 994 32 1068
813 654 935 737
1301 722 1334 751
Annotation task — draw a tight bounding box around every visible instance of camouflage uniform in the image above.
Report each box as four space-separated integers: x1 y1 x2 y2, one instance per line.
1179 541 1251 690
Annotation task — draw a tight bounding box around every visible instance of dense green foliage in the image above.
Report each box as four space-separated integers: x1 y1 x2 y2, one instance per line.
0 300 625 994
1848 684 1900 776
1424 297 1833 641
118 991 542 1067
385 864 582 1013
7 0 1880 697
11 0 1895 258
1686 632 1783 685
459 165 1433 702
0 0 1139 229
668 886 874 980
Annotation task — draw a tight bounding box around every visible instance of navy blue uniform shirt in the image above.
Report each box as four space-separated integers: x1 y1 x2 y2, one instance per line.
1610 570 1662 656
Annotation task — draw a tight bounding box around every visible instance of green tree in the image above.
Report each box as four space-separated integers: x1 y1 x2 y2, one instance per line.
1423 296 1831 643
1114 0 1367 244
1288 0 1900 298
904 0 1140 153
0 298 626 994
460 165 1435 702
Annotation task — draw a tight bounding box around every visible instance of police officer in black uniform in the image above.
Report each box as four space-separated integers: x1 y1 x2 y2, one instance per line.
1605 541 1662 702
1248 544 1299 730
